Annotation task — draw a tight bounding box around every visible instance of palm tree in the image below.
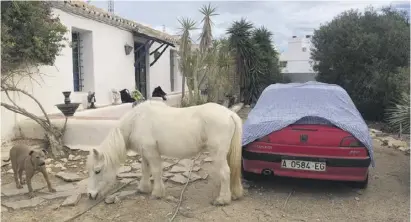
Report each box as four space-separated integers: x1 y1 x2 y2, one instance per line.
177 17 197 103
252 27 282 95
227 18 257 104
199 3 218 52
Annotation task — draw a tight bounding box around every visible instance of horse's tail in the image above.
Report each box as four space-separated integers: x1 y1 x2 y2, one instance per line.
227 113 244 200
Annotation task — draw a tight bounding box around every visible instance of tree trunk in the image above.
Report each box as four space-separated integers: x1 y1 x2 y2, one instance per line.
45 129 65 157
181 76 186 103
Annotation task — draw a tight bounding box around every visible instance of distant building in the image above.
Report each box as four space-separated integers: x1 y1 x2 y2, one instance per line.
279 35 317 83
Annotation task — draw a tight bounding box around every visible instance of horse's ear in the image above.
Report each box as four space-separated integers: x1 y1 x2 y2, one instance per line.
42 149 48 155
92 149 100 158
29 150 34 156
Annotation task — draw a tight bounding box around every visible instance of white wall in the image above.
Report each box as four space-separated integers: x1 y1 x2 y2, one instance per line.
280 36 315 74
1 8 179 142
149 43 183 96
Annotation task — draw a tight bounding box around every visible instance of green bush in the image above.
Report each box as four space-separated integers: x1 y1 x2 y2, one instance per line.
311 6 410 121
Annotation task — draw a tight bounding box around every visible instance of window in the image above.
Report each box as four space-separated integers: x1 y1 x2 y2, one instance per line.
170 49 177 92
280 61 288 68
72 31 83 92
302 47 307 52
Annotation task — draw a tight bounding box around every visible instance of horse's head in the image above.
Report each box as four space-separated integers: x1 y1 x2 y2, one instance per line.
152 86 167 101
86 148 117 200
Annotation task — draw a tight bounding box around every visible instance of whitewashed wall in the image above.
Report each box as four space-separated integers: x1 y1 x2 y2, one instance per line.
1 8 183 142
149 43 183 95
280 36 315 74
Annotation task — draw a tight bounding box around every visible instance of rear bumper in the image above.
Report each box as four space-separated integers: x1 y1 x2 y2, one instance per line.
242 150 370 182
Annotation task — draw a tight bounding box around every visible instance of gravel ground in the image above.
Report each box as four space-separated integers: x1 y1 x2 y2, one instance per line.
1 107 409 222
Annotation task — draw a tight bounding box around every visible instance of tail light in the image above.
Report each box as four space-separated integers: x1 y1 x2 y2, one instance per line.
257 136 270 143
340 136 364 147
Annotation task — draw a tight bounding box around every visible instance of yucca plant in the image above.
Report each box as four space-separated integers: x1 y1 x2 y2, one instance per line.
385 92 410 134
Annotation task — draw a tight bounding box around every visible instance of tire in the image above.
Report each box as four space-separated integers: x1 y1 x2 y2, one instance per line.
348 174 369 189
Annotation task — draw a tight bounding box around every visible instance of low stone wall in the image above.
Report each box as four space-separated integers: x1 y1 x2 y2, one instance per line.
15 93 185 149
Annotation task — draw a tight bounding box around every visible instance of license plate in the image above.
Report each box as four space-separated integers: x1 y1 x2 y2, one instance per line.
281 159 326 171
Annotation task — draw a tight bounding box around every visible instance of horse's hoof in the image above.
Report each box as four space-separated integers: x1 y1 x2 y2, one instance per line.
137 184 152 194
211 197 231 206
149 195 162 200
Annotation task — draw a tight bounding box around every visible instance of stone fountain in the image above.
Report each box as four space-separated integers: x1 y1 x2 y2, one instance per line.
56 91 81 117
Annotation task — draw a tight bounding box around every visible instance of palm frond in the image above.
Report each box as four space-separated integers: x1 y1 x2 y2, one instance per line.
385 92 410 133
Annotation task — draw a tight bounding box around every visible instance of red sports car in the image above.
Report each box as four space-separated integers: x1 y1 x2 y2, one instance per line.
241 82 373 188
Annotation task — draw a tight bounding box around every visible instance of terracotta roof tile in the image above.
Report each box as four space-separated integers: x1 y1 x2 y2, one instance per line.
50 1 179 44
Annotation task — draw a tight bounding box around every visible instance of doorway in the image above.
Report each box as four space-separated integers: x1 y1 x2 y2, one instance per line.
134 42 147 99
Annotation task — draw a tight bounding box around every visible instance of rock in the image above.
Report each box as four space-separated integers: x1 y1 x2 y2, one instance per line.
54 163 63 168
7 169 13 174
380 136 408 148
61 166 67 171
1 161 10 167
166 195 179 203
162 162 174 170
354 197 360 201
179 159 193 168
73 155 82 161
79 161 84 165
163 172 174 178
61 193 82 207
1 206 8 212
169 174 189 184
68 154 75 161
45 158 53 164
105 190 135 204
169 165 189 173
398 146 410 152
42 191 74 200
182 171 202 182
46 167 53 174
131 162 141 170
61 158 68 163
245 105 251 108
69 165 77 168
117 166 132 174
192 166 201 172
1 182 44 196
117 172 142 179
56 172 83 182
126 150 138 157
2 197 45 210
204 157 213 163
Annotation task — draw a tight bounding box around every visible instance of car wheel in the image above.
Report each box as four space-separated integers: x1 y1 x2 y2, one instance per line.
348 174 369 189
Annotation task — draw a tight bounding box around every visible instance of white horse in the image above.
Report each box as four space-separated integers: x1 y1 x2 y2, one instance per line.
86 100 244 205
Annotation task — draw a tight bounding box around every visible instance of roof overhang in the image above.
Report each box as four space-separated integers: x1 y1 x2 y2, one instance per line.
132 31 175 48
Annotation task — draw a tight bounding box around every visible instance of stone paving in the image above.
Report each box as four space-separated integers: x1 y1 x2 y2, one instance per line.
1 150 212 211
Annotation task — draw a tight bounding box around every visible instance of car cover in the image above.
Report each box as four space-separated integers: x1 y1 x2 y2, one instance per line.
242 81 375 167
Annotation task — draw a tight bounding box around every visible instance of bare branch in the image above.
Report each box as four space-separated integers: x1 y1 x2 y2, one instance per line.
0 102 49 130
1 84 51 125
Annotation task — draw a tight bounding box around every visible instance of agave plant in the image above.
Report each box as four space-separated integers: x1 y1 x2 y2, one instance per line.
385 92 410 134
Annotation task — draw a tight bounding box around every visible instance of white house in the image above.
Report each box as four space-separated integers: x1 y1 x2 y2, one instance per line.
1 1 184 142
279 35 317 82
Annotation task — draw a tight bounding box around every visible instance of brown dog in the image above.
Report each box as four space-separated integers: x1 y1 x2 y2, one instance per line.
3 144 56 198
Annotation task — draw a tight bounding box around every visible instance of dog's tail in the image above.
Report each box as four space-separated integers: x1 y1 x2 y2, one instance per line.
3 157 10 162
227 112 244 200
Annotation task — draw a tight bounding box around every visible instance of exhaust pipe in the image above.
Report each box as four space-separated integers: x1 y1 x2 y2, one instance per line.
262 169 273 176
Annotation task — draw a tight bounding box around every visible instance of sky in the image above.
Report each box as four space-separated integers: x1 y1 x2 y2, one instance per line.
89 1 410 52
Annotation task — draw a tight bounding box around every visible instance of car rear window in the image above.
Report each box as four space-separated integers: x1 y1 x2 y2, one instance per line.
293 116 335 126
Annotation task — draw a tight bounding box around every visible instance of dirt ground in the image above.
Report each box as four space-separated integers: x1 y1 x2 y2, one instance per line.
1 108 410 222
